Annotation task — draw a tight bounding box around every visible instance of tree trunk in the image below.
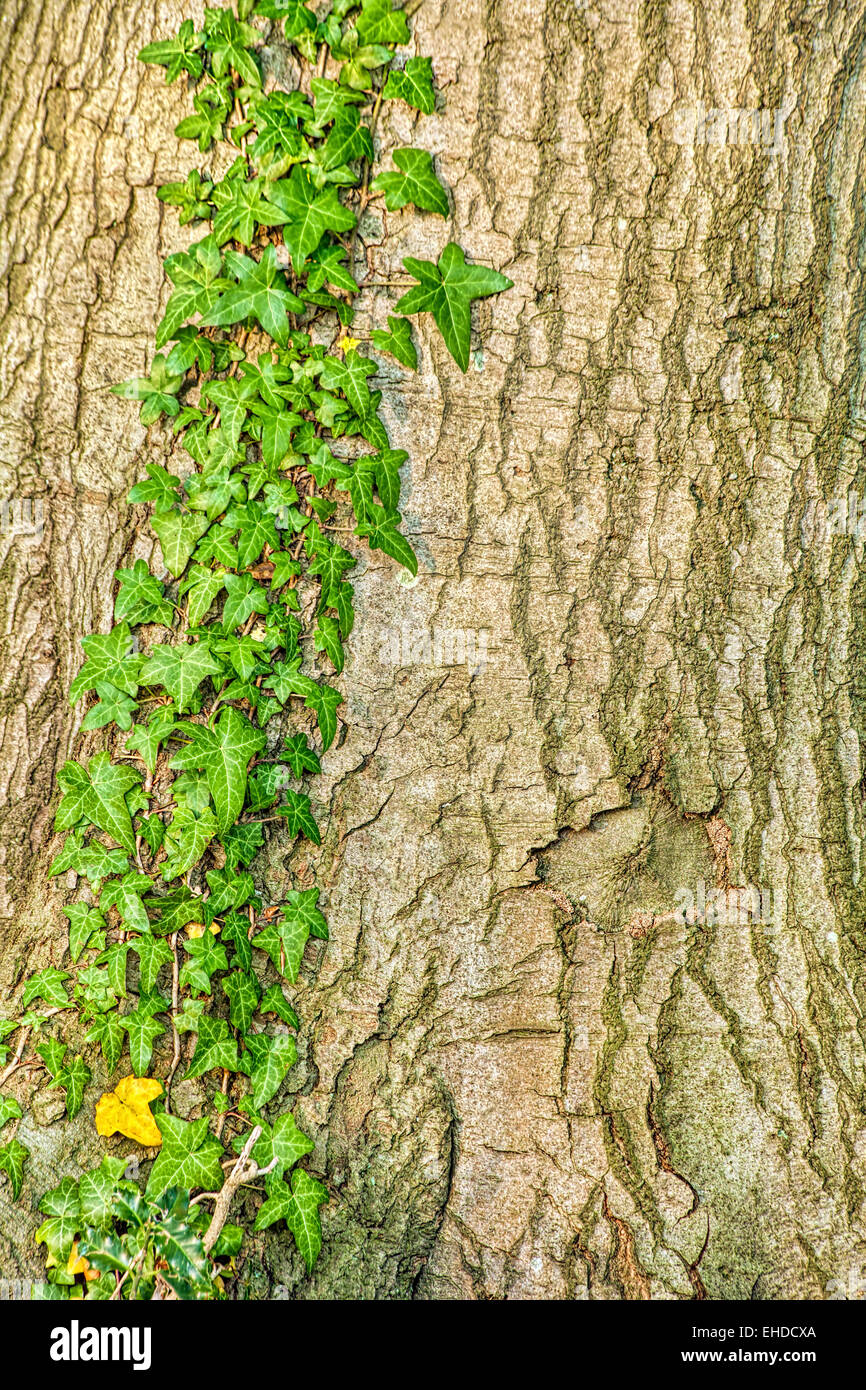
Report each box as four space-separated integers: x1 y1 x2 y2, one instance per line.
3 0 866 1301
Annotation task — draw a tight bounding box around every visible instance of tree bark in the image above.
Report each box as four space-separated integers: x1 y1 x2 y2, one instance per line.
3 0 866 1301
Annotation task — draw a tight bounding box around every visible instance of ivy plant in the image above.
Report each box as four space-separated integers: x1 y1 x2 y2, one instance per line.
0 0 510 1299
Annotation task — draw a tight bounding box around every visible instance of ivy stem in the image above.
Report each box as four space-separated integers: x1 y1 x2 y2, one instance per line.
0 1026 31 1087
202 1123 263 1255
163 931 181 1113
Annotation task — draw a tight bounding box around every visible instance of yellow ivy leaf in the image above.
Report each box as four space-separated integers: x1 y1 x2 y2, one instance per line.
95 1076 163 1146
67 1241 98 1281
186 921 219 938
337 331 361 354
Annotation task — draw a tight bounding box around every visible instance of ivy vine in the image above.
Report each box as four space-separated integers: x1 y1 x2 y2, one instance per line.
0 0 510 1300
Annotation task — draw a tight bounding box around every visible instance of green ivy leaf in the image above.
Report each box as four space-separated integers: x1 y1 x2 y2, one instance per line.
383 55 436 113
114 559 174 627
57 1055 91 1119
23 968 70 1011
131 935 174 993
255 1167 327 1270
112 355 184 425
140 640 224 712
63 903 107 964
223 970 261 1034
371 314 417 369
397 242 513 371
220 821 266 870
355 501 417 575
170 707 266 833
248 1111 313 1177
139 19 203 83
0 1138 28 1200
184 1015 239 1080
241 1032 297 1108
277 788 321 844
157 235 229 349
356 0 410 44
267 166 356 271
79 1156 130 1230
211 173 291 246
126 707 177 776
85 1011 126 1072
100 871 154 935
281 733 321 779
260 984 300 1029
128 462 183 513
36 1177 81 1262
180 927 229 994
0 1096 23 1130
69 623 142 704
175 81 232 152
162 806 220 881
202 7 262 86
371 147 448 215
157 168 214 226
200 246 305 346
123 1007 166 1076
151 509 211 579
146 1114 226 1200
222 913 253 973
313 614 344 674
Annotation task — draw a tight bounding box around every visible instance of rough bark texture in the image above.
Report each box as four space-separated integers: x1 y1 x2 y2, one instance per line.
3 0 866 1301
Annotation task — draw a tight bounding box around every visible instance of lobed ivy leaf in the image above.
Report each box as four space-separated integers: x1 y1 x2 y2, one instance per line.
0 1096 23 1130
200 245 304 347
255 1167 327 1271
131 935 174 993
260 983 300 1029
241 1032 297 1108
220 821 265 870
371 147 449 216
267 166 356 271
114 559 174 627
355 0 410 45
180 926 228 994
0 1139 28 1200
211 172 291 246
277 788 321 844
100 871 154 935
170 707 266 834
175 81 232 152
223 969 261 1034
202 7 262 87
140 640 224 713
36 1177 81 1262
371 314 417 369
23 967 70 1010
128 461 182 513
162 806 220 881
126 707 177 776
123 1007 166 1077
157 168 214 226
397 242 513 371
63 903 107 964
157 235 229 349
139 19 203 83
112 355 184 425
84 1010 126 1073
146 1114 225 1200
69 622 142 704
184 1015 239 1080
79 1155 134 1228
383 55 436 113
151 509 211 578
